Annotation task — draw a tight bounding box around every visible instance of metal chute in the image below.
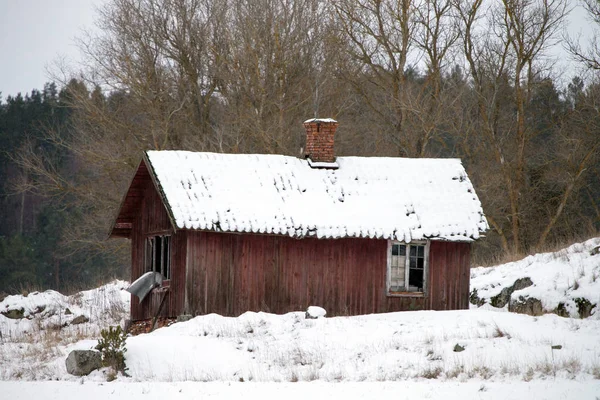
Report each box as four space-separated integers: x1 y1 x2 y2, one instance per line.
126 271 163 303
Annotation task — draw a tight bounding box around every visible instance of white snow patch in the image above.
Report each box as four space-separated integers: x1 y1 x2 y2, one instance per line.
305 306 326 319
306 158 339 169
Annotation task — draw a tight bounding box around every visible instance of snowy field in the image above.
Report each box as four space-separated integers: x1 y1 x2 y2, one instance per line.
1 239 600 399
2 380 599 400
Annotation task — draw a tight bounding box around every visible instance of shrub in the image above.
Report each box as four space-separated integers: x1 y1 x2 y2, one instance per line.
95 326 128 374
421 367 442 379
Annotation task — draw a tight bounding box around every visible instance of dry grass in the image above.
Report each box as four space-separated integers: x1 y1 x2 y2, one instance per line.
523 367 535 382
446 364 465 379
472 233 598 268
420 367 443 379
492 324 511 339
590 363 600 379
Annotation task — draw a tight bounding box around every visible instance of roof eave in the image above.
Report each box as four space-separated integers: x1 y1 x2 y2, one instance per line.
108 158 145 240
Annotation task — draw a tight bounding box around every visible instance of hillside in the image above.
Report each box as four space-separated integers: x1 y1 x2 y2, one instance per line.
470 238 600 319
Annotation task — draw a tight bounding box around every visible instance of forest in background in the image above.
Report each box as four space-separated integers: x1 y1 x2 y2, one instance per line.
1 0 599 295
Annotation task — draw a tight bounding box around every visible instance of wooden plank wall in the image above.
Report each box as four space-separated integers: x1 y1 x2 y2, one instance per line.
184 232 471 317
428 241 471 310
130 178 186 320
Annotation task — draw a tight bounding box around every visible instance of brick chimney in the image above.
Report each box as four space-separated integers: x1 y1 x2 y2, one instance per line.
303 118 338 165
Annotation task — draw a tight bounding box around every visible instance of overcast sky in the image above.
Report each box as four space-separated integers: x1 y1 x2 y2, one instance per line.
0 0 101 98
0 1 594 100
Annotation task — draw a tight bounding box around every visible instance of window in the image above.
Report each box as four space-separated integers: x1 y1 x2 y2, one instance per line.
387 241 427 294
145 235 171 280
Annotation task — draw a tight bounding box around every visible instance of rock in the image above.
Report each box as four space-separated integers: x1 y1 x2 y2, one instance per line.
177 314 193 322
65 350 102 376
32 305 46 315
590 245 600 256
551 345 562 350
71 315 90 325
490 277 533 308
574 298 596 319
65 308 72 315
469 289 485 307
1 308 25 319
553 302 569 318
453 344 465 352
305 306 326 319
509 296 544 316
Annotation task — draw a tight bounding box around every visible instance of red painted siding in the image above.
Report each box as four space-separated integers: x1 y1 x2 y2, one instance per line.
428 240 471 310
129 176 186 321
180 231 471 318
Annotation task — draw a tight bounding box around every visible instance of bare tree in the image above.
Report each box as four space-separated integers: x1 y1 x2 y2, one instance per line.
332 0 463 157
455 0 569 254
77 0 229 151
332 0 419 156
13 0 597 275
222 0 333 154
565 0 600 70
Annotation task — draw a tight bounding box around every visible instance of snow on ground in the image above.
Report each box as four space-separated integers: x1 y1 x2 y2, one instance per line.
0 281 129 379
2 307 600 382
471 238 600 318
124 310 600 383
0 280 130 338
3 380 600 400
2 240 600 398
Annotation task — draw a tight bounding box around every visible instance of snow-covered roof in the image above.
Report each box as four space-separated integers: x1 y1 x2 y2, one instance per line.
145 151 488 242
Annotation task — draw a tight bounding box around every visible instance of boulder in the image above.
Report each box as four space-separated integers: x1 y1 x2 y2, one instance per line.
553 302 569 318
1 308 25 319
71 315 89 325
469 289 485 307
177 314 193 323
509 296 544 316
65 350 102 376
490 277 533 308
32 305 46 315
575 298 596 319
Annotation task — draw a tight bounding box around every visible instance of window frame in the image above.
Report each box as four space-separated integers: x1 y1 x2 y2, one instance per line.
145 234 172 281
386 240 429 297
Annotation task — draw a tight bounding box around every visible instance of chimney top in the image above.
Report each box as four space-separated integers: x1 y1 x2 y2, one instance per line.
303 117 339 168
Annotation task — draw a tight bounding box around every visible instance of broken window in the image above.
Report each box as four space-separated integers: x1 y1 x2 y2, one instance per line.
387 242 427 294
145 235 171 280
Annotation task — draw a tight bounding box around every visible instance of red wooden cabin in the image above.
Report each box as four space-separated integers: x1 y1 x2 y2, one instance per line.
110 119 487 321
